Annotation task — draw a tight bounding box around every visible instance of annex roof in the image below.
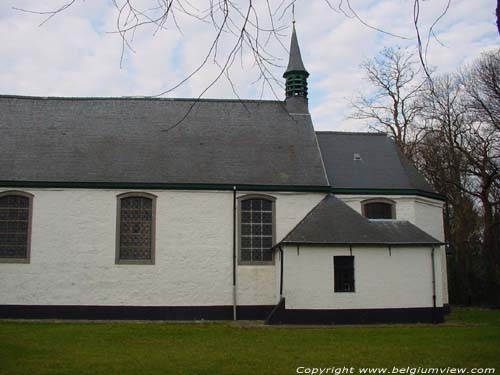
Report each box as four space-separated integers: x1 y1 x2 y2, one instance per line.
0 95 328 187
281 194 442 246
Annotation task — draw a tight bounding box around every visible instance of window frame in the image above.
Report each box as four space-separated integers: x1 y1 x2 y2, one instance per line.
115 192 157 265
361 198 396 220
237 194 276 266
0 191 34 264
333 255 355 293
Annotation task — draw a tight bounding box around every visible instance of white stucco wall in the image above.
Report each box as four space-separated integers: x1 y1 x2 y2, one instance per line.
0 188 324 307
235 191 325 305
338 195 448 304
282 245 443 310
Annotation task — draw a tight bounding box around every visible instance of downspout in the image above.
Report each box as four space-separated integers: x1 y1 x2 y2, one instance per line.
232 186 237 321
279 245 284 298
431 246 436 323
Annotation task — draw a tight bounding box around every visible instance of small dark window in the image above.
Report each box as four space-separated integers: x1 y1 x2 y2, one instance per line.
117 194 156 264
240 196 274 264
334 256 355 292
363 202 394 219
0 192 33 263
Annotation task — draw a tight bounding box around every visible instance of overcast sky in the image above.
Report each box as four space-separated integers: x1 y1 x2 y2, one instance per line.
1 0 498 131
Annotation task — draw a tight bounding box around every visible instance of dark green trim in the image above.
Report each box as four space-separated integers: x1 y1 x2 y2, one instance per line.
0 180 331 193
331 188 446 201
0 181 445 200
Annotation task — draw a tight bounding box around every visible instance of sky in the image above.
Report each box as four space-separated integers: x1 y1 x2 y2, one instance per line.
0 0 498 131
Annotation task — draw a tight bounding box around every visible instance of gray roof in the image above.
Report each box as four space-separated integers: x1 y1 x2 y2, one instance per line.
284 24 308 76
281 194 442 246
0 95 329 187
316 132 435 192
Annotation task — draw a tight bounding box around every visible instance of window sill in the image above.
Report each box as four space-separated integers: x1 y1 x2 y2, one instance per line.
334 291 356 293
0 258 30 264
116 260 155 265
238 261 275 266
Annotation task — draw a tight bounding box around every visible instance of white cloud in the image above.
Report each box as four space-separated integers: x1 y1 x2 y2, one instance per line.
0 0 497 130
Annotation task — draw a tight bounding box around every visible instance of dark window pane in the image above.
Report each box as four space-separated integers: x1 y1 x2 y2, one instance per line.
262 212 272 223
251 212 261 223
251 225 262 235
262 225 272 235
142 198 152 209
0 197 8 208
251 248 262 261
262 249 273 261
364 202 393 219
241 237 251 247
262 237 272 248
334 256 355 292
261 200 272 211
250 199 262 210
241 248 251 262
241 212 251 223
241 224 251 235
241 200 251 210
251 237 261 248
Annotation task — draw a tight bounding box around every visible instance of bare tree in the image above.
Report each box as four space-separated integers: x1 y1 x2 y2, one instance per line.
497 0 500 35
351 47 427 160
463 49 500 132
460 53 500 305
418 51 500 306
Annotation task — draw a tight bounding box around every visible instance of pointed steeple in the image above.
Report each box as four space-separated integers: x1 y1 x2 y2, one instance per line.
284 23 309 77
283 22 309 113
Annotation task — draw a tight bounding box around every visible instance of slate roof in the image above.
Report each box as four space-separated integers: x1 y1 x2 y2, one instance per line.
316 131 436 192
284 24 308 76
0 95 328 187
281 194 442 246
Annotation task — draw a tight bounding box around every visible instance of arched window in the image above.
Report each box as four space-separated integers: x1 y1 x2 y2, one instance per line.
362 199 396 220
239 195 275 264
0 191 33 263
116 193 156 264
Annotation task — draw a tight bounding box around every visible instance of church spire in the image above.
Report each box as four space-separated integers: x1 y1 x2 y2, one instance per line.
283 22 309 113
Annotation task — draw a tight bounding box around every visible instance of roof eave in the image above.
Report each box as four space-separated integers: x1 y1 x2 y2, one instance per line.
279 241 445 247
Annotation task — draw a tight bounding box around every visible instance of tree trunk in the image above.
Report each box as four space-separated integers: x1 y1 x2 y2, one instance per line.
481 193 500 306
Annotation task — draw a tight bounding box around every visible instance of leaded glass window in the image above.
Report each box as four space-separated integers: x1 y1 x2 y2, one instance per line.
240 197 274 263
0 192 32 262
117 194 155 264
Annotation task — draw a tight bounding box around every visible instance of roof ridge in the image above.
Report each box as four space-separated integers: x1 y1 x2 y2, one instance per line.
0 94 283 104
316 131 387 136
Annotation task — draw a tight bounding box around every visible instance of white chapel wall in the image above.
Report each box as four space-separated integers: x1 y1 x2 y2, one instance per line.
0 188 324 307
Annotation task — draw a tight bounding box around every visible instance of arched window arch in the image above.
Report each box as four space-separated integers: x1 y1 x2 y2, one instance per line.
0 191 33 263
238 194 276 264
362 198 396 220
116 192 156 264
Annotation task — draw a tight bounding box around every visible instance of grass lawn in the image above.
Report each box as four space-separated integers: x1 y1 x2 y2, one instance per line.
0 308 499 375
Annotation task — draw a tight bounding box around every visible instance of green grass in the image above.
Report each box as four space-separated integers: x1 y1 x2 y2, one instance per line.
0 308 499 375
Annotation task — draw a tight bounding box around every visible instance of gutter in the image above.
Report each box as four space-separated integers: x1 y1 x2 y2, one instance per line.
232 186 237 321
0 180 331 193
0 180 445 200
